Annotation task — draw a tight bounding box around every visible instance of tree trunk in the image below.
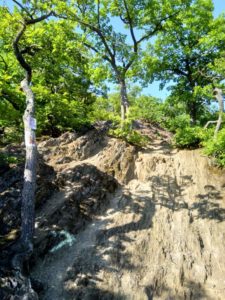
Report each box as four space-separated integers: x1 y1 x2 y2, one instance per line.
120 79 129 121
11 77 37 270
187 101 197 125
214 88 224 137
10 4 52 279
20 77 37 252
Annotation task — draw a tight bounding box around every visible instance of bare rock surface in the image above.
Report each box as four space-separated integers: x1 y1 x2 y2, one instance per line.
1 126 225 299
31 130 225 300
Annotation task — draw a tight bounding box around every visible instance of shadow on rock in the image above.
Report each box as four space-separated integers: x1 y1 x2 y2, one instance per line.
190 185 225 222
0 151 58 300
61 189 156 299
149 175 225 222
32 163 118 263
145 279 211 300
64 285 126 300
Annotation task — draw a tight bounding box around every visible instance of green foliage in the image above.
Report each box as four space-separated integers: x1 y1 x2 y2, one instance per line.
58 0 191 119
145 0 225 123
173 126 213 149
0 127 23 145
161 94 218 131
165 114 191 132
203 128 225 167
90 92 163 127
109 123 150 147
0 152 21 169
129 95 163 123
173 126 203 148
0 8 96 138
89 94 121 123
34 87 93 136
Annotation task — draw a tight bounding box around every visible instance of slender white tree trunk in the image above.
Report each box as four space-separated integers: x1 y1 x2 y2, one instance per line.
20 77 37 253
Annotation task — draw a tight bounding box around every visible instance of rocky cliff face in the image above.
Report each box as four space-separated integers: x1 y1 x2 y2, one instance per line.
1 126 225 299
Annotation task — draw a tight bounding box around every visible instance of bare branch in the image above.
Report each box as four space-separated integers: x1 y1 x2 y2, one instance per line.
83 42 112 64
195 68 223 82
83 42 100 54
119 14 129 24
124 59 134 72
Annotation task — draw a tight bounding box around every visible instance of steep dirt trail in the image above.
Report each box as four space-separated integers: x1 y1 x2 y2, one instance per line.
32 136 225 300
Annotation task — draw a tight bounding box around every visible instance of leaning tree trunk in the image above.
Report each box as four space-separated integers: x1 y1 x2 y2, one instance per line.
120 79 129 121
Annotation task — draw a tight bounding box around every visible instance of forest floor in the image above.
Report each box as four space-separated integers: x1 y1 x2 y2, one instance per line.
1 123 225 299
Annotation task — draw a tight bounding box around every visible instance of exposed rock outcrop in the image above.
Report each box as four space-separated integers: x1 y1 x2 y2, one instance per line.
1 126 225 300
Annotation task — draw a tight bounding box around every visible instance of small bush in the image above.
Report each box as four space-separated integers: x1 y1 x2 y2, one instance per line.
0 152 21 175
164 114 191 132
203 128 225 167
129 95 163 124
173 127 200 148
109 123 150 147
173 126 211 149
0 152 20 165
0 126 23 145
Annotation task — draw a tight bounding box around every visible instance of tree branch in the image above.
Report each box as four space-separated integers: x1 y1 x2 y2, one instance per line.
13 23 32 83
20 44 41 56
122 0 138 53
56 11 116 64
97 0 100 28
12 0 33 19
1 92 21 111
124 59 134 72
168 67 188 77
13 11 53 83
0 55 8 71
83 42 112 64
83 42 100 54
137 12 179 45
204 120 217 128
25 11 53 25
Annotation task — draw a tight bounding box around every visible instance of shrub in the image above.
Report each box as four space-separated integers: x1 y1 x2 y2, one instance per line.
173 126 212 149
173 126 201 148
109 123 150 147
203 128 225 167
129 95 163 124
164 114 191 132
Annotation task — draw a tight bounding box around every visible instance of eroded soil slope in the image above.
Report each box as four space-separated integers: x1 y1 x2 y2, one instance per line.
31 128 225 300
1 125 225 299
